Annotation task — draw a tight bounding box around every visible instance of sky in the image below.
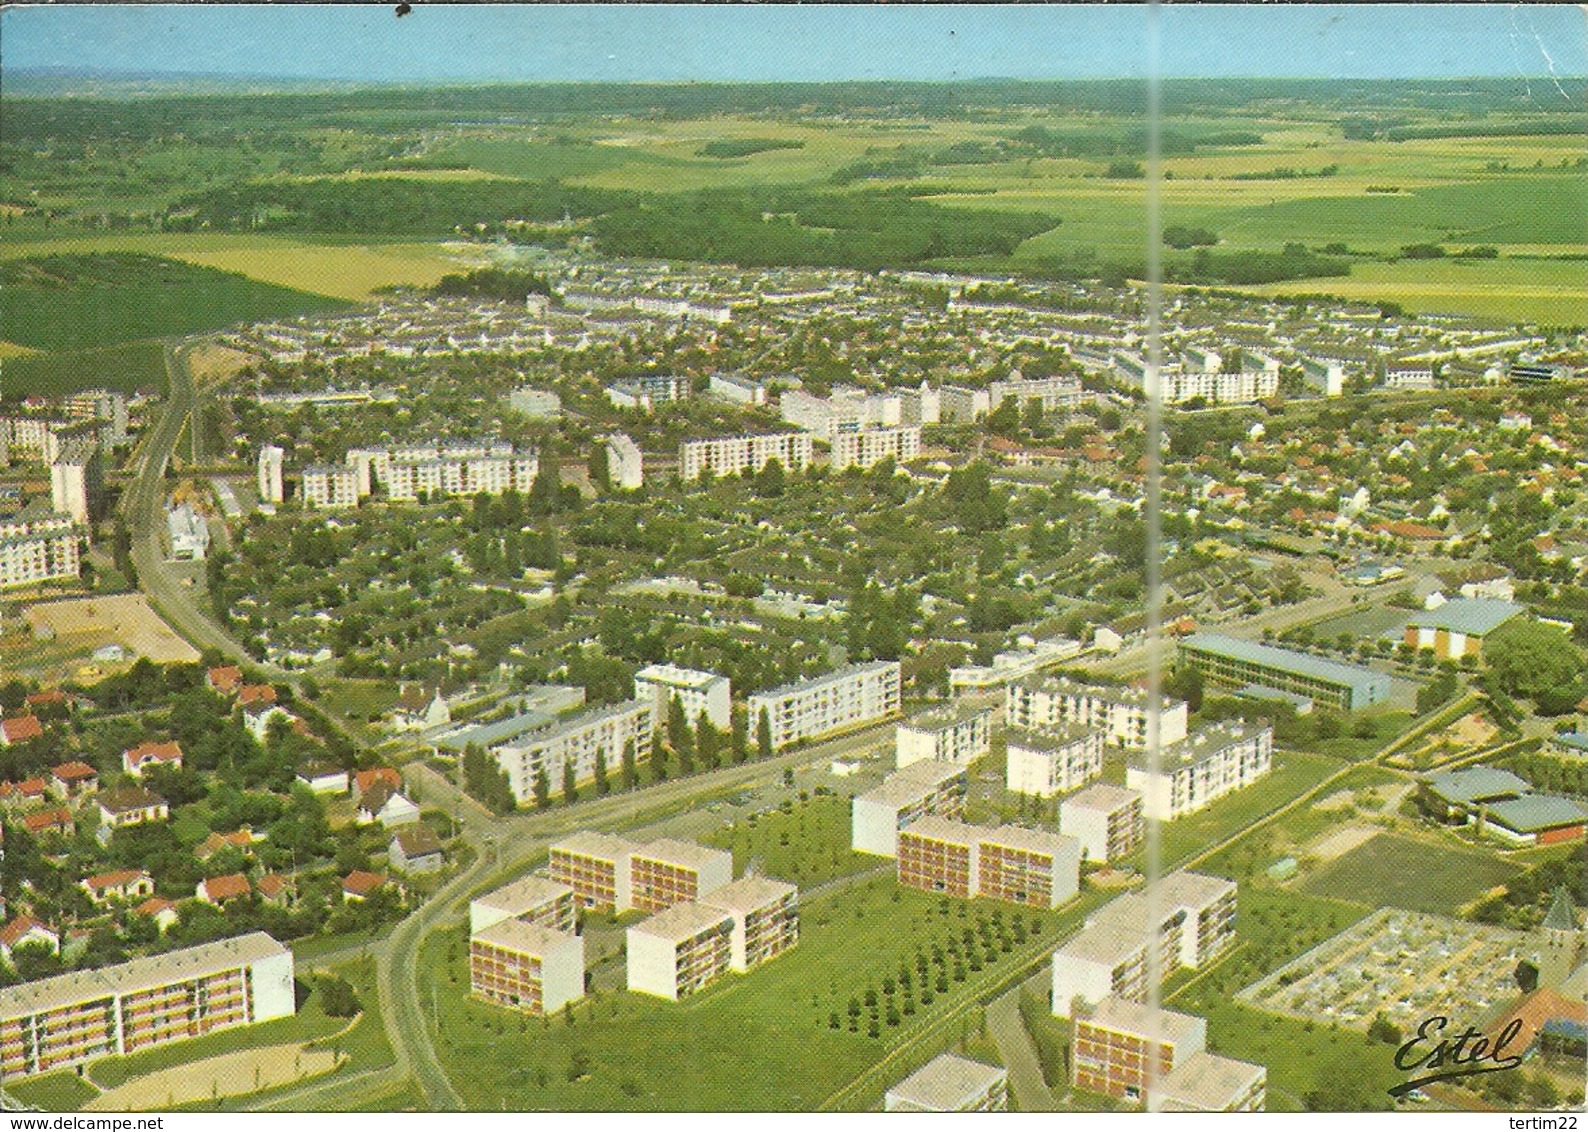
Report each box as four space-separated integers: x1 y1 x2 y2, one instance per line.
2 4 1585 85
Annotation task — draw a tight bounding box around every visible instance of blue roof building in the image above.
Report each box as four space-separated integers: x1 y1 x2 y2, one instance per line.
1179 634 1390 712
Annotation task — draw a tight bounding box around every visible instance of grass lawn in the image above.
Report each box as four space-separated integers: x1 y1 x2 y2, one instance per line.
703 792 877 888
1299 831 1520 916
1308 710 1416 763
4 1070 101 1112
0 339 167 399
1149 750 1345 869
423 875 1105 1111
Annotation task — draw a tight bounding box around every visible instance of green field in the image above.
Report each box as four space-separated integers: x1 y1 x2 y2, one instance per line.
2 253 348 353
703 792 880 888
1299 832 1521 915
3 1070 102 1112
1157 750 1346 868
0 339 167 399
423 877 1100 1111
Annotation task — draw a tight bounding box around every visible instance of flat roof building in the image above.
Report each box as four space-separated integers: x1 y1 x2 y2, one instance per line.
884 1053 1008 1112
633 664 731 732
978 824 1082 909
895 703 992 770
468 918 584 1016
1481 794 1588 846
629 838 733 914
1060 783 1145 864
1005 725 1106 798
1404 598 1524 661
1180 634 1390 712
491 700 653 807
897 816 982 899
699 875 799 971
548 832 638 913
1126 722 1273 821
1158 1050 1268 1112
626 902 735 1001
748 661 901 751
1072 995 1207 1104
469 875 578 936
0 932 293 1078
852 761 968 857
1005 676 1188 750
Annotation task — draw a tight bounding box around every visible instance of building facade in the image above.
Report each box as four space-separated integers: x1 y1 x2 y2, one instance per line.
1005 677 1188 749
628 839 733 915
468 876 578 936
0 933 293 1078
605 433 644 490
633 664 732 732
491 701 654 806
1005 726 1106 797
1072 996 1207 1103
1059 783 1145 863
699 876 799 971
257 445 285 505
748 661 901 751
851 762 969 857
895 704 993 770
678 432 813 481
468 918 584 1016
1125 722 1274 821
0 519 82 590
977 825 1082 909
1179 634 1390 712
626 903 735 1001
301 465 359 509
828 425 922 471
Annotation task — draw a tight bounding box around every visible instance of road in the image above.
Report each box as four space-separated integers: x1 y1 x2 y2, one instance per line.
986 976 1057 1112
122 342 288 675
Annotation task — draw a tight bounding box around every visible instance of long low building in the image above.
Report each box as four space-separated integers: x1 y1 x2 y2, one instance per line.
491 700 654 806
896 817 1081 909
748 661 901 751
0 932 294 1078
1178 634 1390 712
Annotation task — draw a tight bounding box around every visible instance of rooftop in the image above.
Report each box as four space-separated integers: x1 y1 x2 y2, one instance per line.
699 874 798 915
550 830 638 862
899 702 993 733
899 816 981 847
1159 1050 1266 1111
1084 995 1206 1046
1005 724 1101 751
0 932 287 1019
1484 794 1588 833
983 824 1080 859
886 1053 1006 1112
1061 782 1143 813
1129 721 1270 771
1181 633 1387 691
1423 766 1530 805
751 660 898 700
628 900 733 944
634 663 726 690
632 838 731 874
1406 598 1524 636
858 761 965 807
471 917 578 957
474 875 575 916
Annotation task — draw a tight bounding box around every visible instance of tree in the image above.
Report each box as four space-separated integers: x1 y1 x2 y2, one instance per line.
754 458 786 498
667 694 694 774
650 730 668 782
986 395 1021 439
533 767 552 810
562 761 578 805
757 706 774 759
317 973 360 1017
588 442 611 493
696 710 721 770
1485 619 1587 712
621 739 638 791
730 706 748 764
1163 665 1204 713
593 748 610 796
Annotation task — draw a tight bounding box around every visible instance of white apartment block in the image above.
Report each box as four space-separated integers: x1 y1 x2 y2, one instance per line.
605 433 643 490
1301 357 1346 397
698 875 799 972
708 372 767 405
301 465 359 509
851 761 968 857
829 425 921 471
1386 368 1436 391
778 387 900 440
989 374 1085 415
898 382 941 426
626 902 735 1001
748 660 901 751
1005 677 1188 750
895 703 993 770
468 876 578 936
1052 871 1237 1016
938 385 992 423
0 418 67 463
342 442 537 502
1126 722 1273 820
50 439 99 525
1060 783 1145 864
1005 726 1106 798
491 700 654 805
1110 353 1277 405
678 432 812 481
257 445 285 504
64 391 128 446
0 519 81 590
885 1054 1008 1112
633 664 731 731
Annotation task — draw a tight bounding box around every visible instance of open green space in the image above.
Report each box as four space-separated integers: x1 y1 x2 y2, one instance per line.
0 339 167 400
1299 831 1521 916
1154 750 1345 868
422 876 1101 1111
3 1070 101 1112
2 253 348 353
703 792 877 888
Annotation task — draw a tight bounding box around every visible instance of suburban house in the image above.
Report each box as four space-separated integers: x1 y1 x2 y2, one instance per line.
195 828 257 863
22 809 75 839
352 767 402 803
122 741 184 778
256 874 296 908
296 759 350 795
392 685 452 731
389 827 445 874
206 665 244 695
134 896 179 933
50 761 99 798
357 782 421 828
95 785 170 845
81 869 156 905
196 873 253 905
0 716 43 746
342 870 387 902
0 916 58 960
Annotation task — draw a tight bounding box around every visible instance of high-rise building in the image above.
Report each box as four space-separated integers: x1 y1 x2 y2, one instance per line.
633 664 731 731
828 426 921 471
1005 726 1107 797
748 661 900 751
257 445 285 505
50 438 100 524
605 433 644 490
1005 676 1188 750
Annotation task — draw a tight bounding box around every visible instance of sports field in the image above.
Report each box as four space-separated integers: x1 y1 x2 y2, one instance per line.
1298 832 1520 916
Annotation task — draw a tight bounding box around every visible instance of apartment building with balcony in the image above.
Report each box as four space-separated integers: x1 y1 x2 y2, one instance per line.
626 902 735 1001
301 464 359 509
0 519 82 590
548 832 638 913
1059 783 1145 863
897 817 981 899
895 703 992 770
491 700 654 806
884 1053 1008 1112
468 918 584 1016
0 932 293 1078
469 876 578 935
828 425 921 471
628 839 733 915
748 661 900 751
1005 725 1106 797
1005 677 1188 750
977 824 1082 909
1125 722 1273 820
699 875 799 971
633 664 731 731
1072 995 1206 1103
851 761 968 857
678 432 813 481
